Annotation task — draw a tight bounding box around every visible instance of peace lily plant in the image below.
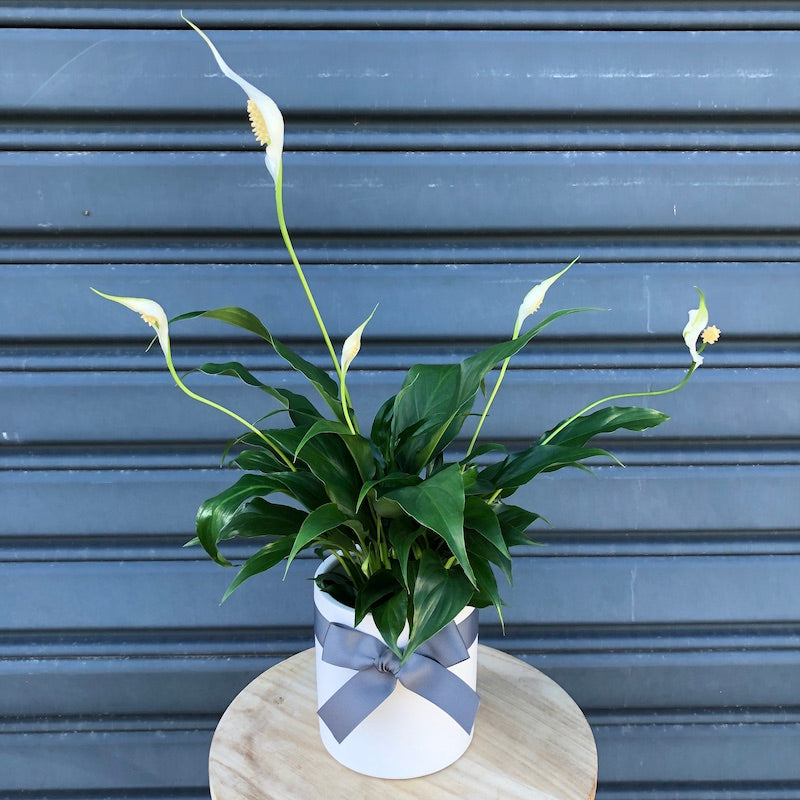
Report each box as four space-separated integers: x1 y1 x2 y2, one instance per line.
94 18 720 662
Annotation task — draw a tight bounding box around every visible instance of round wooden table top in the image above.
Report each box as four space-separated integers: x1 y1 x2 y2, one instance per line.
209 644 597 800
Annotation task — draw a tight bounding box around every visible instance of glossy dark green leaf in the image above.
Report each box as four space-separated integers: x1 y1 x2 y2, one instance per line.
382 464 475 586
292 433 365 515
542 405 669 448
356 472 420 512
354 570 404 627
216 498 306 542
191 361 323 426
372 589 410 657
171 306 344 421
221 536 295 602
196 473 290 566
370 394 396 461
232 448 287 475
467 552 505 625
392 308 597 471
479 444 613 495
496 504 545 548
464 494 510 557
266 470 331 511
284 503 354 573
315 569 357 607
460 442 508 467
387 518 425 588
466 529 513 586
404 550 475 661
294 420 377 482
464 497 513 582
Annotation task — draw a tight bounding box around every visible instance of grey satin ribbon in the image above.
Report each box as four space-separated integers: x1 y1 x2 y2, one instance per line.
314 608 480 743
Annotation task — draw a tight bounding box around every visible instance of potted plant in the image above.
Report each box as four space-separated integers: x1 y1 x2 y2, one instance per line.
93 16 720 779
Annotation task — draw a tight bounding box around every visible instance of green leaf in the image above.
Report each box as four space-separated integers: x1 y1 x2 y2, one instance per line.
404 549 475 660
460 442 508 466
221 536 295 602
315 569 357 607
354 570 404 627
464 496 512 582
356 472 420 513
216 498 306 543
479 444 614 495
466 530 513 586
232 448 288 474
543 405 669 448
370 394 396 461
171 307 344 421
292 433 365 515
382 463 475 586
496 504 545 548
391 308 597 472
192 361 323 426
196 473 289 566
294 420 377 482
284 503 353 574
467 553 505 626
387 518 425 588
266 471 331 511
372 589 409 657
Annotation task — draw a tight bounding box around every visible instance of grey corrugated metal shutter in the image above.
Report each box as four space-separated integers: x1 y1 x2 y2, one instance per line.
2 4 798 798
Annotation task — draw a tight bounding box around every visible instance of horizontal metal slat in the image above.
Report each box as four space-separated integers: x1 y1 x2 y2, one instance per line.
4 551 800 631
5 4 800 31
1 464 795 537
0 728 210 792
4 4 800 32
13 122 800 154
0 261 791 340
1 367 792 445
595 720 800 786
1 717 799 792
4 29 800 116
6 150 800 235
3 644 800 717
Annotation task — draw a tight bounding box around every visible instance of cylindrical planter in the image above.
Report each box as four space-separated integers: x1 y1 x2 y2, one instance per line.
313 556 479 778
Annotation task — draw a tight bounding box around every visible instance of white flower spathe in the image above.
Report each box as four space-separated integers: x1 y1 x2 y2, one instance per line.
682 287 709 366
182 13 285 184
515 257 577 332
341 306 378 375
91 289 171 358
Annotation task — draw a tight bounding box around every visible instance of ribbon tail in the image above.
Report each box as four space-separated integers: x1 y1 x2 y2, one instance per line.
399 654 480 735
317 668 398 744
416 610 478 667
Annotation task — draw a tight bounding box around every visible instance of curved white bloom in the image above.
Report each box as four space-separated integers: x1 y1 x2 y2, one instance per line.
91 289 171 358
182 13 285 183
515 257 578 332
682 287 709 366
340 306 378 375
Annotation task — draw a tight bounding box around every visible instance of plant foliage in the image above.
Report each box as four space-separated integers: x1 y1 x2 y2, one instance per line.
95 19 719 661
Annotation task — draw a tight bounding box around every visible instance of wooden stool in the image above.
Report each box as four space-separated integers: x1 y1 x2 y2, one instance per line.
209 645 598 799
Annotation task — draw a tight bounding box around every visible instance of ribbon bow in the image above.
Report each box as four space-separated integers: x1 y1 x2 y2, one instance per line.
314 609 480 743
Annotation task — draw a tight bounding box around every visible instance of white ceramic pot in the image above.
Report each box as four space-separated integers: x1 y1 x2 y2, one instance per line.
313 555 479 778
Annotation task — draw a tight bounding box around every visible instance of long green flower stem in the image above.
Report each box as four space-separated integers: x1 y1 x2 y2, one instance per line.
163 354 297 472
274 164 358 435
540 362 698 447
339 379 359 435
486 362 699 505
465 318 523 459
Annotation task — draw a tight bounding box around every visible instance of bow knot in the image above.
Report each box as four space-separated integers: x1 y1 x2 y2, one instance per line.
314 609 480 743
374 650 401 675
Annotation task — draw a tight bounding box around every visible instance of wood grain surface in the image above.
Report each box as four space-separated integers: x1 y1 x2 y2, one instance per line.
209 645 597 800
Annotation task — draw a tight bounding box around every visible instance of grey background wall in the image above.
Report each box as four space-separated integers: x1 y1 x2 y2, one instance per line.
1 2 798 798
